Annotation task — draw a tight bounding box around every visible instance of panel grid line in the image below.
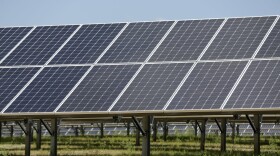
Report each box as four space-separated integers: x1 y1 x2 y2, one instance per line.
0 27 36 64
2 57 280 69
107 21 177 111
220 16 280 109
1 25 83 113
53 23 130 112
163 18 228 110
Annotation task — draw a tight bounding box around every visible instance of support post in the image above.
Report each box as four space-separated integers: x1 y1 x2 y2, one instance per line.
50 118 58 156
10 125 14 138
74 127 79 137
25 119 32 156
199 119 207 151
142 116 151 156
231 122 235 144
80 125 85 136
254 114 262 156
100 123 104 138
163 122 168 141
194 121 198 137
152 120 157 142
0 122 2 142
135 128 140 146
36 120 42 150
127 122 130 136
236 125 240 136
221 118 227 152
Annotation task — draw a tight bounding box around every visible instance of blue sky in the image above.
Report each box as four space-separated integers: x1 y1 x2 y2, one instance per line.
0 0 279 27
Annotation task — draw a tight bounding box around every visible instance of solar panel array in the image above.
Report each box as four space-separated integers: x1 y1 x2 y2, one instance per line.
0 15 279 113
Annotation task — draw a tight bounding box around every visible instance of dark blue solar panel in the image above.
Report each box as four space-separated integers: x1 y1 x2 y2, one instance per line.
99 21 173 63
49 23 125 64
201 16 276 60
0 67 39 112
1 25 78 66
167 61 247 110
225 60 280 109
58 64 140 112
111 63 192 111
5 66 89 113
256 20 280 58
149 19 223 62
0 27 32 62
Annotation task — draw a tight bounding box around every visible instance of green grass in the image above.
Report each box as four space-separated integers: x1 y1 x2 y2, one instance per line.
0 134 280 156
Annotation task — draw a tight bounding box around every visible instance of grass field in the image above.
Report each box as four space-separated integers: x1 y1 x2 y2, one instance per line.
0 133 280 156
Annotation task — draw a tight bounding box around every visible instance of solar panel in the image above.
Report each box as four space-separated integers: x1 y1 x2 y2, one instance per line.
111 63 192 111
167 61 247 110
1 25 78 66
0 67 39 112
49 24 125 64
256 20 280 58
224 60 280 109
58 64 140 112
149 19 223 62
5 66 89 113
0 27 32 61
98 21 173 63
201 16 276 60
0 16 279 114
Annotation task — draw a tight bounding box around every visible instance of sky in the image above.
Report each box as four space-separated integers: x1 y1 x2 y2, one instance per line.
0 0 279 27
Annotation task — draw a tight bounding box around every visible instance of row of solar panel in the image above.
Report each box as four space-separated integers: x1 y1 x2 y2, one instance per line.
0 59 279 113
0 16 279 67
2 122 280 137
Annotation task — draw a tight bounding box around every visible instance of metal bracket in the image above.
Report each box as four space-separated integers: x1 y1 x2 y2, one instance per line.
5 124 12 132
123 122 127 127
158 122 163 128
40 119 53 136
233 114 241 120
16 121 27 135
33 125 38 133
132 116 146 136
229 122 235 129
112 115 122 123
97 123 103 129
275 119 280 125
163 122 168 131
195 120 202 132
214 119 223 133
246 114 257 133
196 119 207 133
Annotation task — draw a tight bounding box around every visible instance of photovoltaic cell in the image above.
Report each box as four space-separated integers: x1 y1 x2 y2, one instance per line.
225 60 280 109
99 21 173 63
167 61 247 110
1 25 78 66
149 19 223 62
58 64 140 112
0 27 32 61
0 68 39 111
5 66 89 113
201 16 276 60
256 20 280 58
111 63 192 111
49 23 125 64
